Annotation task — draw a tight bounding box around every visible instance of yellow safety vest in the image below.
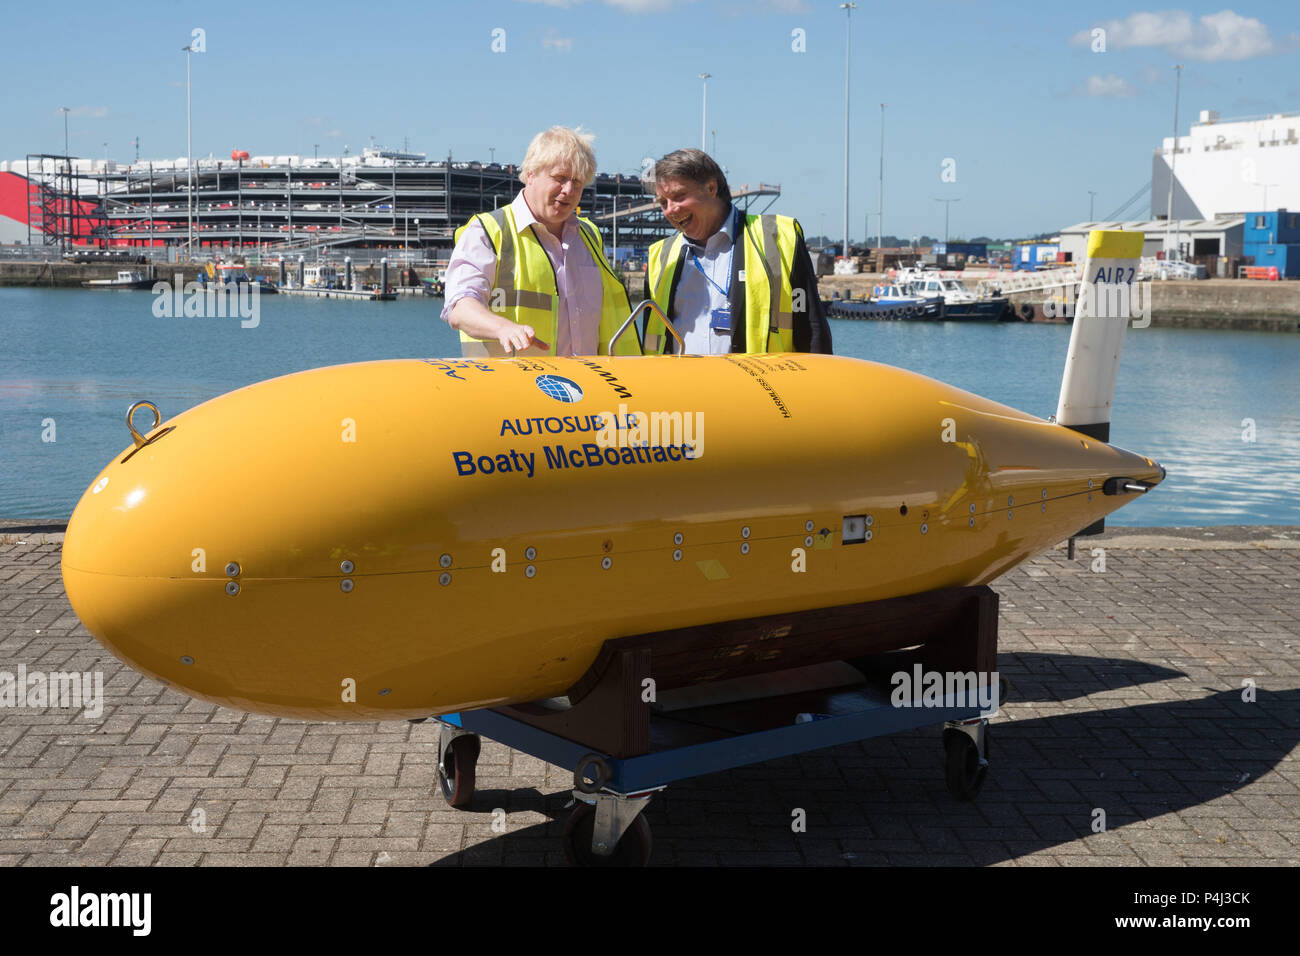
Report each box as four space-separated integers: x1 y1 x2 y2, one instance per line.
453 206 639 357
645 214 800 353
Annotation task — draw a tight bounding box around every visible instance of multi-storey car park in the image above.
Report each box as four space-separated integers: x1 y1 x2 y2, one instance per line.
0 147 782 263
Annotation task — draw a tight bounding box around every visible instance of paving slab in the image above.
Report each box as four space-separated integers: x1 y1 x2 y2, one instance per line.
1 527 1297 866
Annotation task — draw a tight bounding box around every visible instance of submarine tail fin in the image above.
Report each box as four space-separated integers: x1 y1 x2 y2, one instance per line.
1055 229 1146 536
1054 229 1146 443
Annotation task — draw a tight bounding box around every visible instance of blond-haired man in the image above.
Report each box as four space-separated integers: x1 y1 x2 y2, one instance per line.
442 126 637 356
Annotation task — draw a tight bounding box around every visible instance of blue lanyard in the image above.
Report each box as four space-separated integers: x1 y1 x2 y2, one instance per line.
687 210 736 299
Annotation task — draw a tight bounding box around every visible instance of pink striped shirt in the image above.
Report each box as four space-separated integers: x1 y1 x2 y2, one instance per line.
440 191 603 356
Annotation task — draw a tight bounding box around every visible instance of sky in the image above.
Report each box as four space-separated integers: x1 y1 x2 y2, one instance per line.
2 0 1298 242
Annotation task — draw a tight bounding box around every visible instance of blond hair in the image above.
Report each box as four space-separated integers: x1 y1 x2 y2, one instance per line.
520 126 597 186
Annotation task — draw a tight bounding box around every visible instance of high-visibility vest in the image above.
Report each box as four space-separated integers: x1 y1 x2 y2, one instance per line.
645 213 800 354
452 206 639 357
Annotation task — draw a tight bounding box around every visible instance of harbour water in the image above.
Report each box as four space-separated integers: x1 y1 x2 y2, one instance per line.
1 287 1297 525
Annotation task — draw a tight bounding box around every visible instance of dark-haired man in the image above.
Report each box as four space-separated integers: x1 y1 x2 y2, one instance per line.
645 148 831 355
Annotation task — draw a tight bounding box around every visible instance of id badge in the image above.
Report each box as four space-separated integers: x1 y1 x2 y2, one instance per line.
710 307 731 332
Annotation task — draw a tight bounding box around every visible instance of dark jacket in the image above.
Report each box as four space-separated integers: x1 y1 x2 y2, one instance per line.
649 212 833 354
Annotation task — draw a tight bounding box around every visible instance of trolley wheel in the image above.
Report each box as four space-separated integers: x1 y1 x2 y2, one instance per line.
562 803 652 867
437 733 480 809
944 727 988 801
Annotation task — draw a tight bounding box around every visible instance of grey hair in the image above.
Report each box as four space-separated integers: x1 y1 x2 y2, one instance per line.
653 148 731 203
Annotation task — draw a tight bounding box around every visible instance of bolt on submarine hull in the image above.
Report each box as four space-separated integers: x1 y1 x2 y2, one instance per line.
62 231 1162 721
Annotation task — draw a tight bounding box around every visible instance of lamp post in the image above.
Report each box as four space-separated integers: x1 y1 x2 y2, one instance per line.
699 73 711 151
840 3 856 257
878 103 885 253
1251 182 1278 213
59 106 70 253
489 147 495 164
182 40 198 258
1088 190 1097 221
933 197 961 244
1164 64 1183 260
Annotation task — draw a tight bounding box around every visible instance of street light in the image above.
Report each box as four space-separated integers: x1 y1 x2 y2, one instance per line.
1250 181 1279 213
933 197 961 244
840 3 856 257
698 73 711 151
878 103 885 253
489 147 495 164
1088 190 1097 221
182 40 199 258
1164 64 1183 260
59 106 70 253
314 143 319 161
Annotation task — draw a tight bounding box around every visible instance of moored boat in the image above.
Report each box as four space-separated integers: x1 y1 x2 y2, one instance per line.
82 269 154 290
903 272 1016 321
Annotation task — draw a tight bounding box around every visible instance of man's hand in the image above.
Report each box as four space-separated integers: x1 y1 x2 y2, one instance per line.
449 297 549 353
498 324 549 353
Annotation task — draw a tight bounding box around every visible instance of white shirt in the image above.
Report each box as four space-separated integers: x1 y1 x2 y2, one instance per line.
672 205 739 355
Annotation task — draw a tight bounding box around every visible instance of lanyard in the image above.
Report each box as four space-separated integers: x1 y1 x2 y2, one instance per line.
687 209 737 299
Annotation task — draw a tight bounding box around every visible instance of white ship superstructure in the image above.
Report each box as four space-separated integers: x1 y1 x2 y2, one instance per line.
1153 110 1300 219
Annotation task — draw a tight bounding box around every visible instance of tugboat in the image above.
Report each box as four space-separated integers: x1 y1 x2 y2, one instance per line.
899 270 1013 321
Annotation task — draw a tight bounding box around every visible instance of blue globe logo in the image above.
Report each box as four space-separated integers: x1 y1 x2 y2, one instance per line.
535 375 584 403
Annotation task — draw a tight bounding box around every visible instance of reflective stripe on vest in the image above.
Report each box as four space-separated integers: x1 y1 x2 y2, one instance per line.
645 214 799 354
453 206 638 357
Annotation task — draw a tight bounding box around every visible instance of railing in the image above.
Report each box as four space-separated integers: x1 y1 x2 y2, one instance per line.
975 266 1081 297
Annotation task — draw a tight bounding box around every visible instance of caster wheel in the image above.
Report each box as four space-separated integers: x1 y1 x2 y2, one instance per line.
562 803 652 867
437 733 480 809
944 727 988 801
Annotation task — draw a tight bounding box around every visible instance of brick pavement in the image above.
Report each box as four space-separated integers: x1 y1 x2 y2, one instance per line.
1 527 1297 866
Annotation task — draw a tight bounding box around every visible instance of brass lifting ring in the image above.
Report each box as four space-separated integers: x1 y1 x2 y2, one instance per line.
126 401 161 448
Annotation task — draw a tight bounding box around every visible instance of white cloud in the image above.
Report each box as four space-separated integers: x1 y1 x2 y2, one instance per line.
327 129 343 138
541 29 575 52
1081 73 1137 97
1072 9 1291 62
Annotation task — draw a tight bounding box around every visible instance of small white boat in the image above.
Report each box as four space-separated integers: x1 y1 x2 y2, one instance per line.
83 270 154 290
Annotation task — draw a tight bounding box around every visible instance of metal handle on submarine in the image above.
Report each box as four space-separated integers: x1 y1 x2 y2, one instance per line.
608 299 685 356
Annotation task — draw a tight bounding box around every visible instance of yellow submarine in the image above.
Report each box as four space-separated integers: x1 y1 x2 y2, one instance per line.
61 231 1161 720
